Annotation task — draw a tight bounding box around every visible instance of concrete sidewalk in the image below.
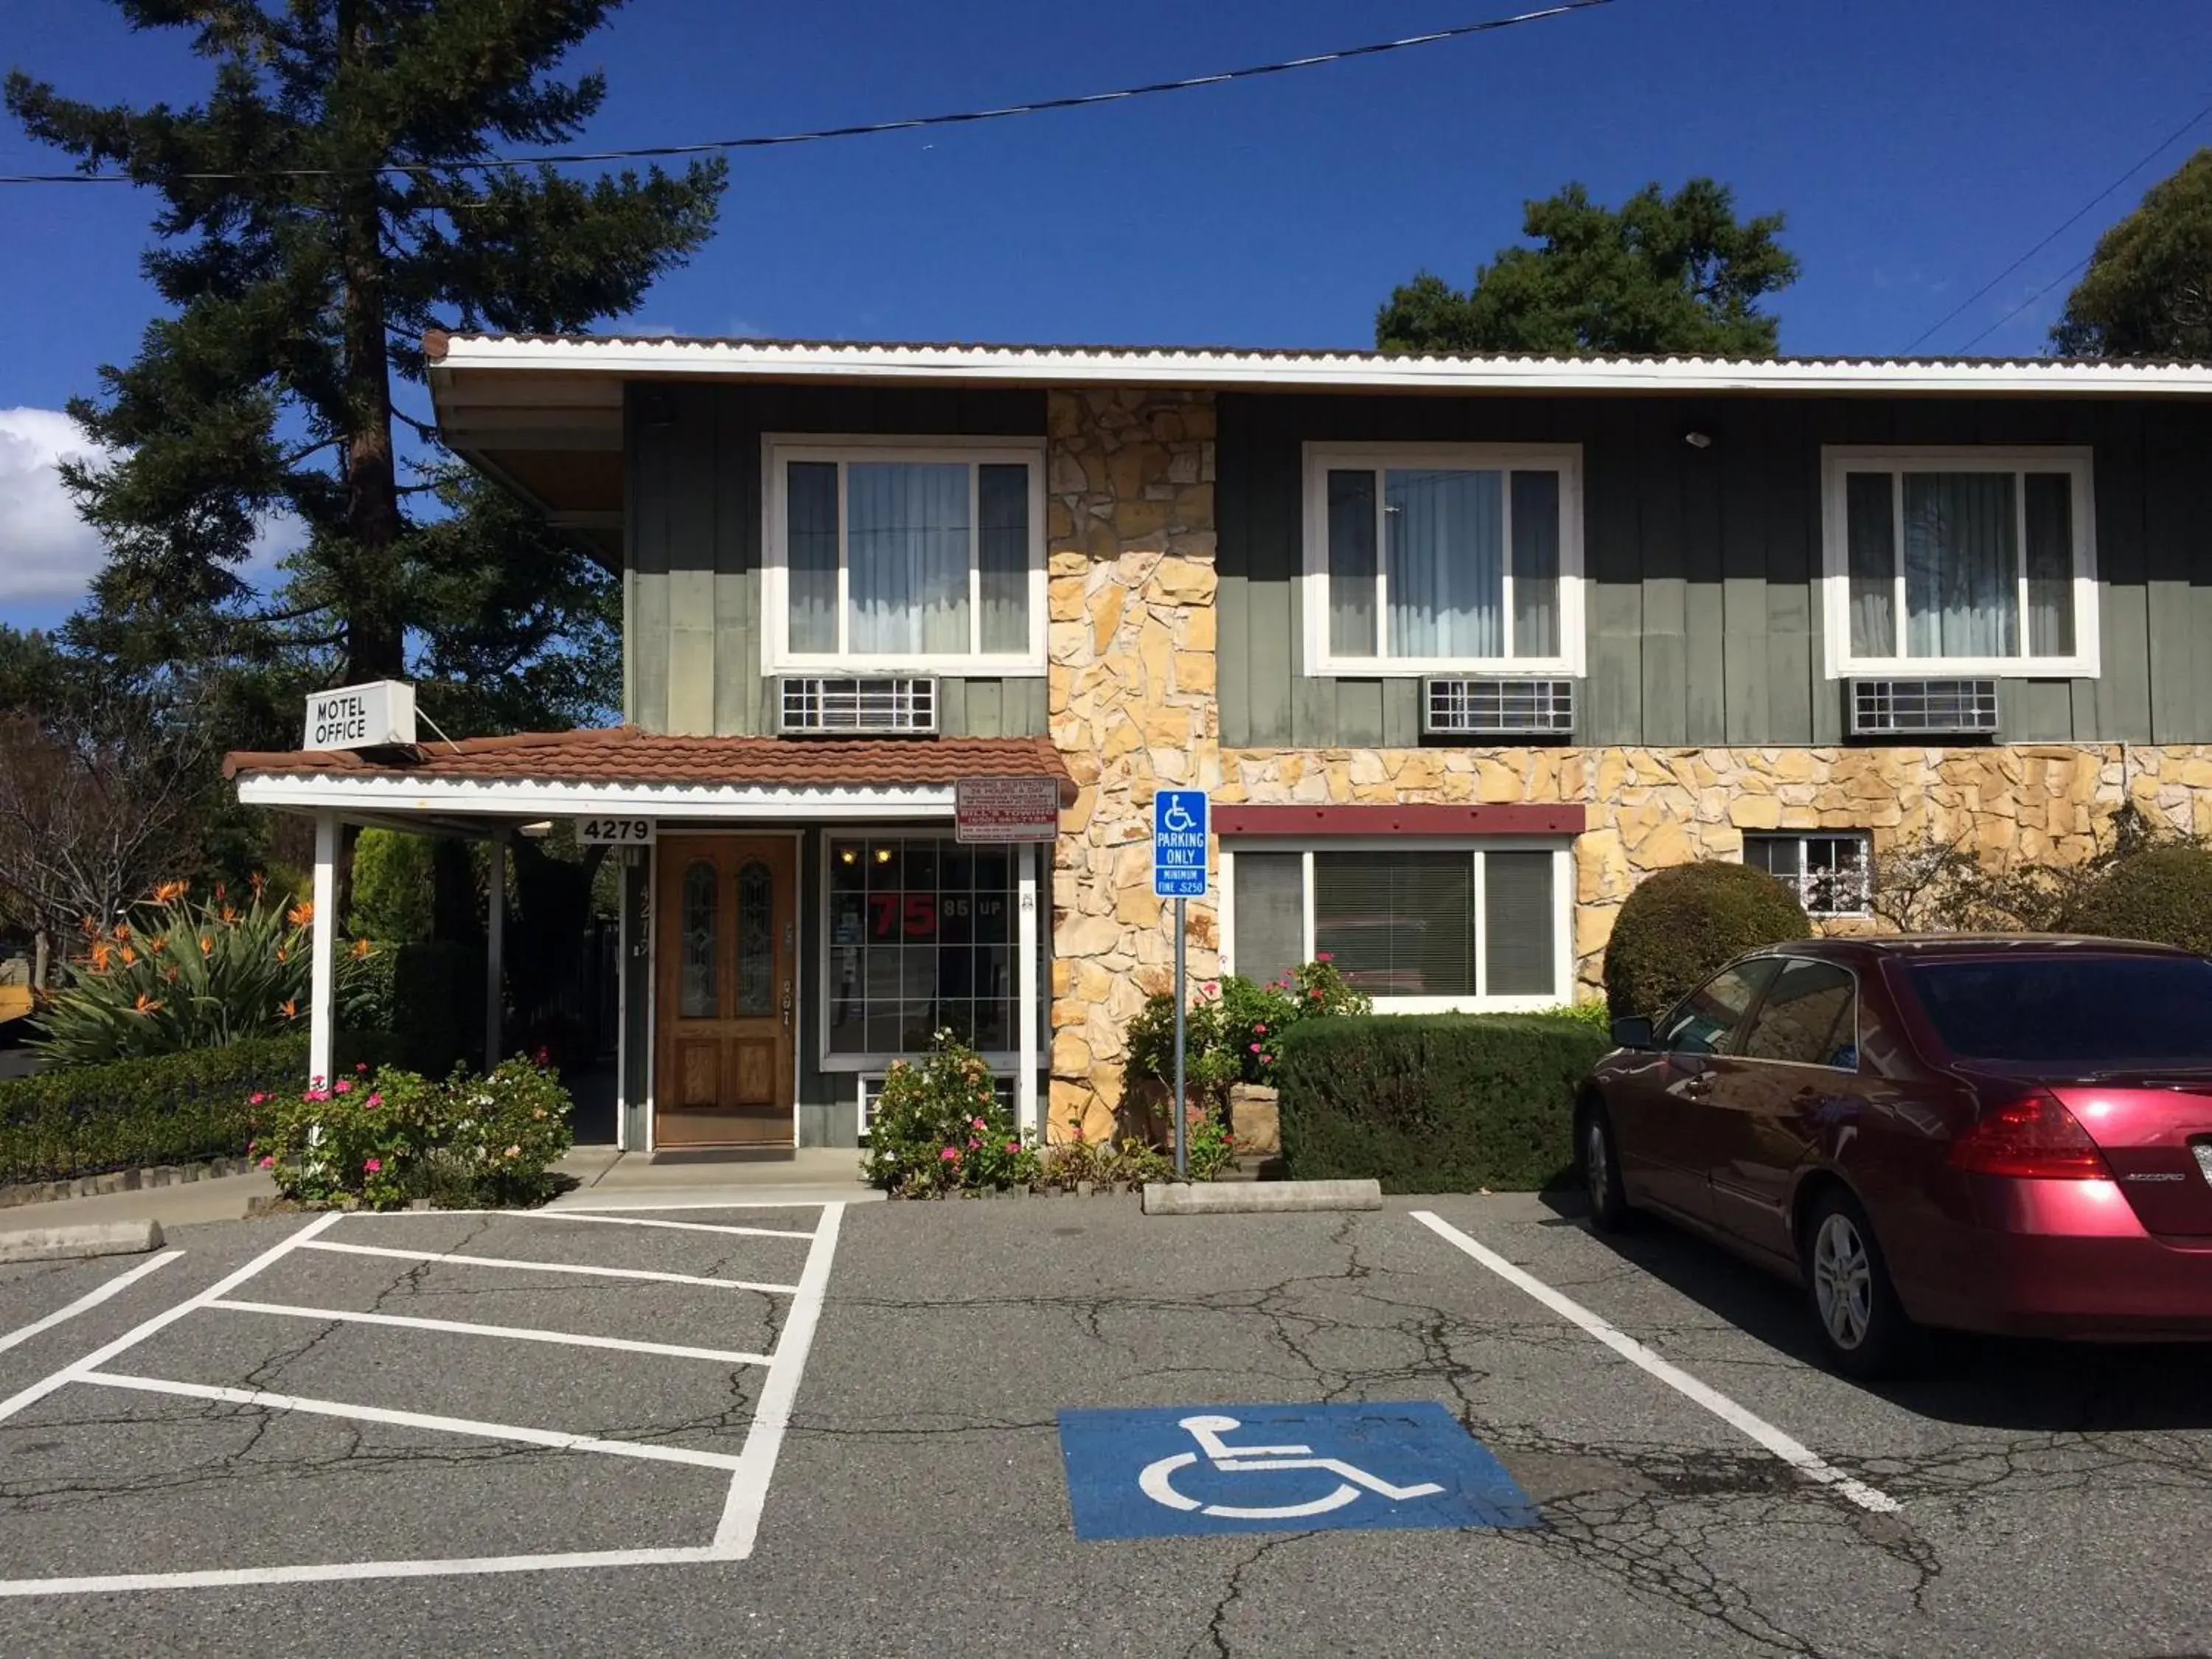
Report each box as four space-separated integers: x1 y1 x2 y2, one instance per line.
549 1147 882 1211
0 1169 276 1234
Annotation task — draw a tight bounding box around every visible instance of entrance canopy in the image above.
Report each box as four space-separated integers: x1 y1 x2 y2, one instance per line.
224 726 1076 1113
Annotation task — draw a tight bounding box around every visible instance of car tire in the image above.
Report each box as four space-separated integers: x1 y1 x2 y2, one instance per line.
1801 1186 1915 1380
1577 1098 1636 1233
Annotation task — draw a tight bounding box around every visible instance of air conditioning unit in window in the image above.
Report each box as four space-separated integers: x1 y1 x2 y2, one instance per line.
859 1071 1015 1140
776 675 937 736
1422 677 1576 738
1848 678 1999 737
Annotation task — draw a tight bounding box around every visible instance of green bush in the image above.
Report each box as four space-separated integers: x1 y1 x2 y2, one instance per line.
32 883 380 1067
258 1054 574 1210
1123 960 1372 1117
347 829 435 942
862 1031 1036 1197
1604 861 1811 1020
0 1036 307 1186
2062 844 2212 954
1275 1015 1610 1193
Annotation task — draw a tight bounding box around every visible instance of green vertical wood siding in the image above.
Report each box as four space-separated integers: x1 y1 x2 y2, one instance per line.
625 382 1049 737
1216 392 2212 748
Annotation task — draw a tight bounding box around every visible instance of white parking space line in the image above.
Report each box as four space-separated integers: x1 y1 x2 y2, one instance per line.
299 1238 801 1294
0 1201 850 1596
1410 1210 1902 1516
715 1199 845 1554
77 1371 748 1470
0 1251 184 1357
0 1211 344 1433
207 1298 776 1366
480 1211 814 1240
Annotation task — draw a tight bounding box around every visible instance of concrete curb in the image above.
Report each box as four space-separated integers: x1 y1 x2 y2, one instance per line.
0 1219 166 1263
1142 1179 1382 1216
0 1156 257 1210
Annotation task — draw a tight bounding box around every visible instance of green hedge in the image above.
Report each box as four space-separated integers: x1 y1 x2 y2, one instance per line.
389 941 486 1075
1276 1014 1610 1193
0 1036 308 1186
2064 845 2212 954
1604 861 1811 1020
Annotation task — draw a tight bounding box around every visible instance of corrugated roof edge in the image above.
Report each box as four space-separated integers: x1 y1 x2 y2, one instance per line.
422 328 2212 375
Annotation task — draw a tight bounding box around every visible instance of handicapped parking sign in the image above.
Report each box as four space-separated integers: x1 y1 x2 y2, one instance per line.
1152 790 1208 899
1057 1402 1537 1540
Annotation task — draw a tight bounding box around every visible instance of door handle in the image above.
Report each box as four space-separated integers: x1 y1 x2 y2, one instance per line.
781 979 793 1030
1680 1073 1713 1098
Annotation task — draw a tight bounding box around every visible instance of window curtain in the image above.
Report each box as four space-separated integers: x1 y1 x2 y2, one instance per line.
1509 470 1561 657
1326 470 1377 656
1844 472 1896 658
1387 469 1503 658
977 463 1030 653
1230 853 1306 992
847 462 971 655
786 462 841 653
1905 472 2018 658
2024 472 2075 655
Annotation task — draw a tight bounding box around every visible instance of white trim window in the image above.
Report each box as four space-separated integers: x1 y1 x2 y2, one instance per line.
1742 832 1873 919
1302 443 1585 676
764 436 1048 674
1220 840 1573 1012
1820 447 2098 678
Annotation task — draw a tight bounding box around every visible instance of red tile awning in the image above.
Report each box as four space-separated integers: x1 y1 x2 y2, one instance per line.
224 726 1077 804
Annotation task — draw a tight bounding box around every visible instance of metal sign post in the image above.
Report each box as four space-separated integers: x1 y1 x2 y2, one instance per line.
1150 790 1210 1181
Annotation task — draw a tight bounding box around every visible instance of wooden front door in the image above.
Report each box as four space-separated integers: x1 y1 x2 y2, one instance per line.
654 836 797 1148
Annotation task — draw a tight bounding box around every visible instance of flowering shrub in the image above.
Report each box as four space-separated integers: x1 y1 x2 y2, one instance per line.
862 1031 1039 1197
33 880 380 1067
1125 959 1373 1114
254 1054 573 1211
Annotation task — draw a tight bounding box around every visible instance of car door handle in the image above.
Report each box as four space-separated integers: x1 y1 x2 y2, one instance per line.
1680 1074 1713 1098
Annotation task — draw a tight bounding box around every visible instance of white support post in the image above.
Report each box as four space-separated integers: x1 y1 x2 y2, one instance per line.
486 828 507 1071
308 811 337 1089
1017 841 1040 1141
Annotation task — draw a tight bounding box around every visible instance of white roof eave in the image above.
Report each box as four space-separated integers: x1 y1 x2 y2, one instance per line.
428 335 2212 398
235 771 956 821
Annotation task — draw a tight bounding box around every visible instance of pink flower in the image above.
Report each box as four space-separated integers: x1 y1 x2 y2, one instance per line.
334 1079 352 1094
258 1155 274 1169
941 1147 960 1161
355 1061 369 1074
971 1116 987 1130
365 1093 383 1109
1251 1023 1267 1034
1005 1141 1021 1154
1309 989 1323 999
1262 1054 1275 1065
967 1138 981 1150
1314 953 1333 963
248 1092 267 1106
1249 1043 1262 1053
363 1158 382 1174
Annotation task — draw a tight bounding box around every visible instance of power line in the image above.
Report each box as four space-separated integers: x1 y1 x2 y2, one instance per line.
1955 251 2095 354
0 1 1615 187
1903 95 2212 354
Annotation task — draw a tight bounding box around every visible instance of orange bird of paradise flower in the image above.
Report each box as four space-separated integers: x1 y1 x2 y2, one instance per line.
133 993 161 1015
278 999 297 1020
287 901 313 928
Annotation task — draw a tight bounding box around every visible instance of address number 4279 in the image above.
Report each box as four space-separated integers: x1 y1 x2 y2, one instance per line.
577 818 655 845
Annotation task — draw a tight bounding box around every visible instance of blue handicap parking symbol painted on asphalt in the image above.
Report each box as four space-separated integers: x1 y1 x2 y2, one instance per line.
1056 1401 1537 1540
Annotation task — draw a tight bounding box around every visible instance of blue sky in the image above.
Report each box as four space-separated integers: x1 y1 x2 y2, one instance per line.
1 0 2208 630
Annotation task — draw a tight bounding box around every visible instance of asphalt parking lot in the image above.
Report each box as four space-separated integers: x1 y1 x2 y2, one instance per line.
0 1193 2207 1657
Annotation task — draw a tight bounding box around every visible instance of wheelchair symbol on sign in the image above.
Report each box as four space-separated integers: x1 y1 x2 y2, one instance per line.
1161 800 1198 835
1138 1413 1446 1520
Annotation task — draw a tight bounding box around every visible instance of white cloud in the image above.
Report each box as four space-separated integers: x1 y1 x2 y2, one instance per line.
0 406 113 602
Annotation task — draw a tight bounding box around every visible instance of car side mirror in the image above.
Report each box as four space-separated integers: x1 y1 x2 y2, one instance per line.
1610 1016 1655 1051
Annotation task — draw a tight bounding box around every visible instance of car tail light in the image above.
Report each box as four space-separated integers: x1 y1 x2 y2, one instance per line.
1949 1091 2112 1180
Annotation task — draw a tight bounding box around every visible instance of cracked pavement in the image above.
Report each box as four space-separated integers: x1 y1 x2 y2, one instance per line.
0 1194 2205 1655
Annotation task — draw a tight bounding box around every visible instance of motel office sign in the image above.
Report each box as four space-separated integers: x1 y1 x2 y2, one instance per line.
303 680 417 751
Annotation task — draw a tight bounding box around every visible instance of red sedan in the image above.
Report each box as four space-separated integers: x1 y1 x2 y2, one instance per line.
1579 936 2212 1377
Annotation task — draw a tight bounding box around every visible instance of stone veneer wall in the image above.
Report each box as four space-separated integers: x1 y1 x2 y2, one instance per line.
1217 744 2212 995
1045 389 1221 1141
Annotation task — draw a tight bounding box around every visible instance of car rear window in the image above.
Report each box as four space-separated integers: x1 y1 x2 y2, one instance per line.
1907 956 2212 1065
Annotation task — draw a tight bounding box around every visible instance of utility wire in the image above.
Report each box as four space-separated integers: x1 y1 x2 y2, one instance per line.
0 1 1614 187
1955 251 2095 354
1903 95 2212 354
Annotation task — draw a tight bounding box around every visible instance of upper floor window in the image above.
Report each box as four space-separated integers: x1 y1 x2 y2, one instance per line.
1821 448 2098 678
1302 444 1585 675
765 438 1046 672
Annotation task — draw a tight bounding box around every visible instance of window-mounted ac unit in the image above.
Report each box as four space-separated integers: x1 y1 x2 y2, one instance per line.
859 1071 1015 1140
1848 678 1999 737
1422 677 1577 737
776 675 937 736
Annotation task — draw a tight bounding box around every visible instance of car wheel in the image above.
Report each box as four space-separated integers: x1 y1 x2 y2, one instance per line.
1578 1099 1635 1233
1801 1187 1914 1380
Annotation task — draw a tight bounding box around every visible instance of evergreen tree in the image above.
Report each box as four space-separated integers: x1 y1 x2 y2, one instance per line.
1376 179 1799 357
2052 149 2212 360
7 1 721 725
